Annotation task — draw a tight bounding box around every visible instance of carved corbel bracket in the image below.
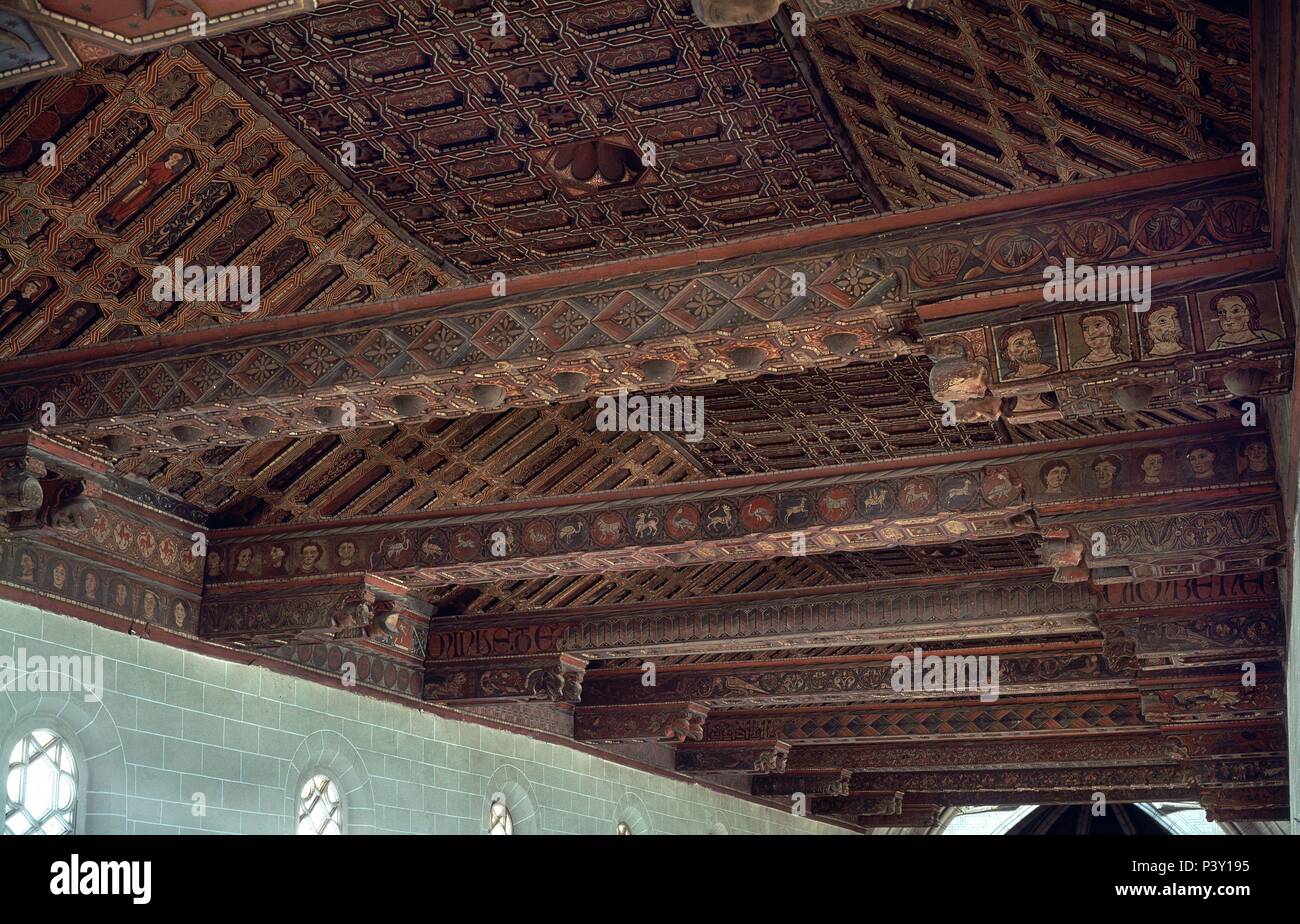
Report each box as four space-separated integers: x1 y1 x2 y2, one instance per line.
753 768 851 796
677 740 793 775
812 790 904 818
0 457 46 515
574 702 710 743
424 653 589 705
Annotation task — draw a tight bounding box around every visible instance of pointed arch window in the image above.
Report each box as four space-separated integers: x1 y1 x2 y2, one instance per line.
5 728 78 835
488 796 513 835
296 773 342 835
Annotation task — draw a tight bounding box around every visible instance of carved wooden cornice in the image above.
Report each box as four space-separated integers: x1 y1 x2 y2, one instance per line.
812 791 904 817
199 571 428 653
582 645 1127 708
1165 724 1286 761
0 170 1273 454
1099 607 1284 673
675 740 792 775
752 769 852 797
785 733 1179 772
423 653 589 706
0 432 204 634
920 275 1292 424
702 694 1150 743
427 577 1094 661
844 764 1195 794
195 420 1274 588
1200 787 1288 822
574 702 710 744
1137 673 1285 725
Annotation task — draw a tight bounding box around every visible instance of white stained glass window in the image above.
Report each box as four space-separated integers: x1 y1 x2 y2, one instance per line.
297 773 342 835
5 728 78 836
488 798 513 835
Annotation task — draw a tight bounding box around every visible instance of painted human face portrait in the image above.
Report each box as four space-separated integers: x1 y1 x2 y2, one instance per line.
52 562 67 590
1007 328 1039 364
83 572 97 598
235 547 254 571
20 553 35 581
1243 440 1272 474
1040 461 1071 494
1092 456 1120 490
1187 447 1216 480
299 543 322 572
1215 295 1253 333
996 322 1057 382
337 541 356 567
1143 303 1186 356
1069 309 1128 369
173 601 187 627
1141 451 1165 484
1082 314 1113 349
1204 288 1281 350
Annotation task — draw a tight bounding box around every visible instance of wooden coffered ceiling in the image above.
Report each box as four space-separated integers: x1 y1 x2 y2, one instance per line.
0 0 1295 830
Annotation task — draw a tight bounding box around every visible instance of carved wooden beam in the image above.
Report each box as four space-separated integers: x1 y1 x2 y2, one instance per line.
674 740 792 775
428 574 1097 670
1047 497 1285 586
919 787 1200 806
0 170 1270 452
919 276 1292 425
701 694 1150 743
784 733 1179 772
0 432 204 634
752 770 853 797
844 764 1195 794
1191 756 1289 789
1094 571 1279 610
423 653 588 705
582 643 1128 708
858 805 943 828
426 576 1095 662
1166 723 1286 761
1095 571 1284 678
203 420 1271 589
811 792 905 817
573 703 710 744
199 572 426 649
1099 606 1284 673
1199 787 1289 822
1137 672 1285 725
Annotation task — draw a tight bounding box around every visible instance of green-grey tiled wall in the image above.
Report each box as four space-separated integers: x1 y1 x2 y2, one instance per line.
0 601 849 835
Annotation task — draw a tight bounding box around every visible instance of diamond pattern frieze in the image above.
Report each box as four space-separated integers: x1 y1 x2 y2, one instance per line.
349 330 405 376
229 349 287 393
594 290 660 341
471 311 530 359
662 279 734 331
534 299 595 351
734 267 805 321
288 340 347 385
